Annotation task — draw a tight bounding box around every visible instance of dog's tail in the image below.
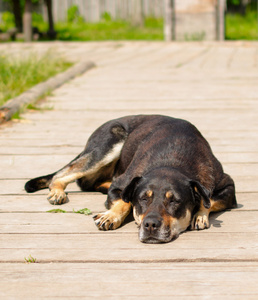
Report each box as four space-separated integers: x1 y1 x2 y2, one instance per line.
25 172 56 193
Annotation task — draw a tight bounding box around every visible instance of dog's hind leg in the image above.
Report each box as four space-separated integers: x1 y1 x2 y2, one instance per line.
25 121 128 205
191 173 237 230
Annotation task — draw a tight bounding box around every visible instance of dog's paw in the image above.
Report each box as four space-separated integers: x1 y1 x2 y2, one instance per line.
93 211 122 231
47 189 68 205
191 211 209 230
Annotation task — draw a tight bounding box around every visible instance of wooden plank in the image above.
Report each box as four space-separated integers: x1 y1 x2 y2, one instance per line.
33 99 258 112
0 211 257 234
12 111 258 131
0 230 257 262
0 146 256 163
1 136 257 148
0 193 107 213
215 152 258 163
0 146 83 155
1 155 257 178
3 98 257 116
223 164 258 177
1 175 258 195
3 124 258 141
2 135 258 150
1 141 257 155
0 262 257 298
0 180 82 194
0 192 256 212
0 175 257 195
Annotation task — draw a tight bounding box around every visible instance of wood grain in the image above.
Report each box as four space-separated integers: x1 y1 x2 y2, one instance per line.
0 41 258 299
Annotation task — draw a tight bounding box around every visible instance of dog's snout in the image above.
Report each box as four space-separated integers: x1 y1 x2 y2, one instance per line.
143 215 162 232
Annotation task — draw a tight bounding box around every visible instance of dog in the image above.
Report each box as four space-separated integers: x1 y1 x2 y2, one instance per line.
25 115 237 243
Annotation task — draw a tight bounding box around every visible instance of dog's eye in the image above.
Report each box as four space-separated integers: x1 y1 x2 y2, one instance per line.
140 190 153 201
139 197 149 208
170 198 181 206
140 193 152 204
168 198 177 205
166 194 180 205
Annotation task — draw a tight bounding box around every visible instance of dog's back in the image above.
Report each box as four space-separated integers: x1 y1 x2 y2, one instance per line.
115 115 223 192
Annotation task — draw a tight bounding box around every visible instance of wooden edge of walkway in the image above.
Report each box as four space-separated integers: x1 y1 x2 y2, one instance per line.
0 60 96 124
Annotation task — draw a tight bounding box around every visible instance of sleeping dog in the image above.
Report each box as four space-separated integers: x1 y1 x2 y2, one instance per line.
25 115 237 243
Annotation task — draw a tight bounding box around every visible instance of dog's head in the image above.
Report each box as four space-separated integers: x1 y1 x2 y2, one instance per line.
122 167 210 243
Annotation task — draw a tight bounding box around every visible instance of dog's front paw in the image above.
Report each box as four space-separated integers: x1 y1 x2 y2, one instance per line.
191 211 209 230
47 189 68 205
93 211 122 231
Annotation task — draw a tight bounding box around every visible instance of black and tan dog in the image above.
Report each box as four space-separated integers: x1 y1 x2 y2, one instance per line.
25 115 237 243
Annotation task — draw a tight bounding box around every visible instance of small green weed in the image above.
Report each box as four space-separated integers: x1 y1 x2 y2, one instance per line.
46 208 92 215
73 208 92 215
47 209 67 213
24 255 37 263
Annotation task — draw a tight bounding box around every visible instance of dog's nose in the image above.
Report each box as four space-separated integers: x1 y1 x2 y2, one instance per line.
143 215 162 232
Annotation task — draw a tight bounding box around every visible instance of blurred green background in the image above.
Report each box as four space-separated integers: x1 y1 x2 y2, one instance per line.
0 0 257 41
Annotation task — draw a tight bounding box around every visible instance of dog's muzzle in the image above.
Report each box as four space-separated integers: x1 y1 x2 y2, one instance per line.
139 212 173 244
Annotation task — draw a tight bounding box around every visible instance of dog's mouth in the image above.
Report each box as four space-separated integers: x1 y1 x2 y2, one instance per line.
141 237 164 244
139 227 178 244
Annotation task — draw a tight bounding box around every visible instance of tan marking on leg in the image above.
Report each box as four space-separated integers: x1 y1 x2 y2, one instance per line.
191 199 210 230
95 181 112 193
209 199 228 212
47 180 67 205
93 199 132 230
47 142 124 205
191 199 228 230
48 173 85 205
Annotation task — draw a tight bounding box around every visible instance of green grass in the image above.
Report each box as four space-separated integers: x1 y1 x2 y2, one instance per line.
226 11 258 40
11 111 23 120
55 17 163 41
2 8 258 41
0 11 163 41
0 52 72 106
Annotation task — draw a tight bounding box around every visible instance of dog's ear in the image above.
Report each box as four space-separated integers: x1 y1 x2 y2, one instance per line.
121 177 142 203
190 180 211 209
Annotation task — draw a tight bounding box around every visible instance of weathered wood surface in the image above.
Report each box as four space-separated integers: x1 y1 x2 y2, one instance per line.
1 263 256 299
0 41 258 299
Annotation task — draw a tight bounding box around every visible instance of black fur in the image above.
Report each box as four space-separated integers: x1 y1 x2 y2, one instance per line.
25 115 237 243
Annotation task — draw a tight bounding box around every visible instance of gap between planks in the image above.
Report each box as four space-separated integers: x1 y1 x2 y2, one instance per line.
1 258 258 264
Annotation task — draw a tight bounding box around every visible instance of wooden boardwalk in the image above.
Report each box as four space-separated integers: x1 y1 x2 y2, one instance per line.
0 41 258 299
